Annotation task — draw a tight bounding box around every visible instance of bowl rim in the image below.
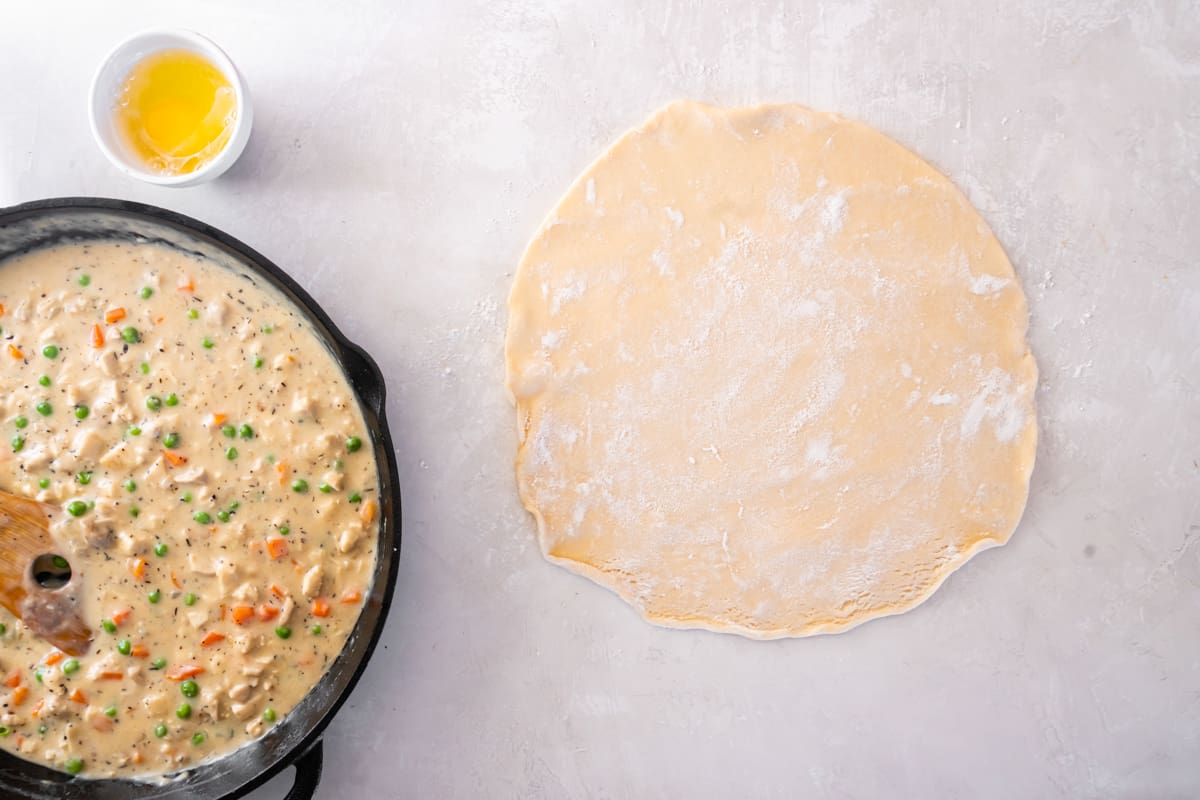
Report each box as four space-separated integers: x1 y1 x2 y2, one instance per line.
87 29 252 187
0 197 402 800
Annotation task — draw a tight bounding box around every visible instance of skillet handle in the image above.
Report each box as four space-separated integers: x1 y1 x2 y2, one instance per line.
282 739 324 800
339 342 387 418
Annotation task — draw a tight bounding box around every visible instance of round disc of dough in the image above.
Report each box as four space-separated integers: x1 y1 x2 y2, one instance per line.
506 101 1037 639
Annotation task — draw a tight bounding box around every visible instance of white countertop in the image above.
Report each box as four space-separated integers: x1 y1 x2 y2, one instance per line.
3 1 1198 797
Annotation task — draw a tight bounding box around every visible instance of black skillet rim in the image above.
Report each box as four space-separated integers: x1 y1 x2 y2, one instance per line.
0 197 402 799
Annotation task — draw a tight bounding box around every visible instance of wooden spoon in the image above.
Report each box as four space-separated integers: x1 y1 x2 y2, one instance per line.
0 489 91 655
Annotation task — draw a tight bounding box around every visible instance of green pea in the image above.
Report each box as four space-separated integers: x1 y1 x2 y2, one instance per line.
290 479 308 493
225 447 238 461
192 731 206 746
121 326 140 344
66 500 86 517
74 405 89 420
176 703 191 719
318 483 333 494
78 274 91 287
38 375 50 387
0 726 10 737
163 432 180 448
76 471 92 485
279 525 290 535
140 287 154 299
311 624 322 635
150 658 166 670
216 510 230 523
35 401 52 416
222 424 236 438
130 507 140 518
11 435 24 453
348 492 362 504
183 593 197 606
201 337 214 349
0 623 6 635
37 724 46 735
148 589 161 604
101 619 117 633
262 708 276 723
124 478 137 492
180 679 199 698
65 757 84 774
181 491 192 502
165 393 179 407
193 510 212 524
261 323 274 333
237 423 254 439
274 625 292 639
187 308 198 319
228 501 240 511
37 477 50 489
52 555 69 569
103 705 117 718
14 416 27 429
253 355 264 369
140 361 150 375
154 722 168 738
34 670 43 683
146 395 162 411
117 639 131 656
346 436 363 453
154 542 167 557
42 345 59 359
128 426 142 436
62 658 80 675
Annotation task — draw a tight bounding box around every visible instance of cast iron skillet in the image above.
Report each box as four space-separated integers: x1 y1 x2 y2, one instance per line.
0 198 402 800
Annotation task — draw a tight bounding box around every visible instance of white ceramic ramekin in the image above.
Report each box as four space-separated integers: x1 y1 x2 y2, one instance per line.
88 29 253 187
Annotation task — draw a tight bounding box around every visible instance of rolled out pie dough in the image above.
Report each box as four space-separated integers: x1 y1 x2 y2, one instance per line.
505 101 1037 639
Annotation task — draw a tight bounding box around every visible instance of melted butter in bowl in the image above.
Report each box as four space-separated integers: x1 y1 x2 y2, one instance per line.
0 241 379 778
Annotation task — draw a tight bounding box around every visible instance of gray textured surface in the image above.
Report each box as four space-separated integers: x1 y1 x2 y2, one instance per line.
2 1 1198 797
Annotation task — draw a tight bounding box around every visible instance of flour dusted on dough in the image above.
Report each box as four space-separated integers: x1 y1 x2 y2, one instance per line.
505 101 1037 639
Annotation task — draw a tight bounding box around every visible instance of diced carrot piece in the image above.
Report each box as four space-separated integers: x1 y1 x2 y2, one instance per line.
44 651 64 666
341 589 362 604
162 450 188 467
3 669 21 688
112 608 132 626
91 323 105 348
359 500 377 525
220 603 227 621
311 598 331 618
7 343 23 359
132 749 143 765
178 277 195 292
257 604 279 622
155 315 164 325
0 303 4 315
130 644 149 658
208 412 227 427
166 664 204 681
266 537 288 559
170 571 182 590
200 631 226 648
99 671 124 680
276 461 289 486
30 699 44 719
104 307 126 323
69 688 86 704
270 584 286 599
231 605 255 625
130 558 147 581
12 685 28 706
